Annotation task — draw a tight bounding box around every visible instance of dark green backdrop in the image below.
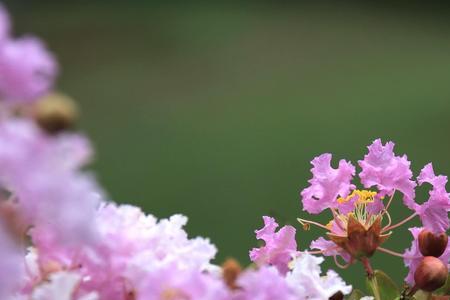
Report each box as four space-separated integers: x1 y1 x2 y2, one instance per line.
6 1 450 291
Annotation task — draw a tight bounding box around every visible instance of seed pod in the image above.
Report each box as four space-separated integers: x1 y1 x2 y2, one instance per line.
418 229 448 258
414 256 448 292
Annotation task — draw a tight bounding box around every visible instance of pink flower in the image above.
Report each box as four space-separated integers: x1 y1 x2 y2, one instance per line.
415 163 450 233
30 271 98 300
0 37 58 102
0 225 24 299
32 203 218 300
234 266 296 300
358 139 416 210
249 216 298 274
237 254 352 300
310 237 351 263
286 254 352 299
0 119 101 247
403 227 450 285
301 153 355 214
128 262 229 300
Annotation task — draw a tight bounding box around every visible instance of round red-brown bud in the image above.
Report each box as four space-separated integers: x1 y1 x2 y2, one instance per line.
414 256 448 292
418 229 448 258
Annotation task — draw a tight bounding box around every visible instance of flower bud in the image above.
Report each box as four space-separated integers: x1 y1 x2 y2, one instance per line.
414 256 448 292
222 258 242 290
0 199 28 241
33 92 79 134
418 229 448 258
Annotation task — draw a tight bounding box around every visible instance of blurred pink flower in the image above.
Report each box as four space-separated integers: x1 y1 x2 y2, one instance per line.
0 118 101 246
235 266 295 300
0 37 58 102
0 225 24 299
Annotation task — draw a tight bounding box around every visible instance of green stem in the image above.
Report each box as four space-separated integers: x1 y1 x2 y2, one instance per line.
362 258 381 300
369 275 382 300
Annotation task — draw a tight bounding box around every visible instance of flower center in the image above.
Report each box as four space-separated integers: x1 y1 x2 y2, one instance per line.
337 189 377 205
335 190 380 230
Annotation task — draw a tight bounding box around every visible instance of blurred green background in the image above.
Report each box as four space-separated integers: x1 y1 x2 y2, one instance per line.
6 0 450 291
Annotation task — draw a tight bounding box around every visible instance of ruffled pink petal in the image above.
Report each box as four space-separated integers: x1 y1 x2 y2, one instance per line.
416 163 450 233
366 196 385 214
336 193 359 215
301 153 355 214
249 216 298 274
310 237 351 263
358 139 416 210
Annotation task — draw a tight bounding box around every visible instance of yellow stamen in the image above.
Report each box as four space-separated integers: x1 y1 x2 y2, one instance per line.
337 190 377 205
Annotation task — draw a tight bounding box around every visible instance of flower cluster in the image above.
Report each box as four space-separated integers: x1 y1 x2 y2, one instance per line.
0 4 57 104
295 139 449 297
1 3 448 299
0 4 354 300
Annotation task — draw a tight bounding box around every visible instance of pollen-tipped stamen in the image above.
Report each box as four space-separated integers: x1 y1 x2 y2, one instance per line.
333 255 352 269
297 218 329 231
381 191 396 216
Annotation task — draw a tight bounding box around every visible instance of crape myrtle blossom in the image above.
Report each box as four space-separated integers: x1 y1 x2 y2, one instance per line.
4 1 449 298
27 204 219 300
249 216 298 274
286 254 352 299
301 153 355 214
248 216 352 299
0 4 355 299
415 163 450 233
239 253 352 300
0 118 101 246
21 204 352 300
127 261 230 300
28 272 99 300
0 5 57 103
0 225 24 299
0 117 102 299
298 138 450 287
358 139 416 211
